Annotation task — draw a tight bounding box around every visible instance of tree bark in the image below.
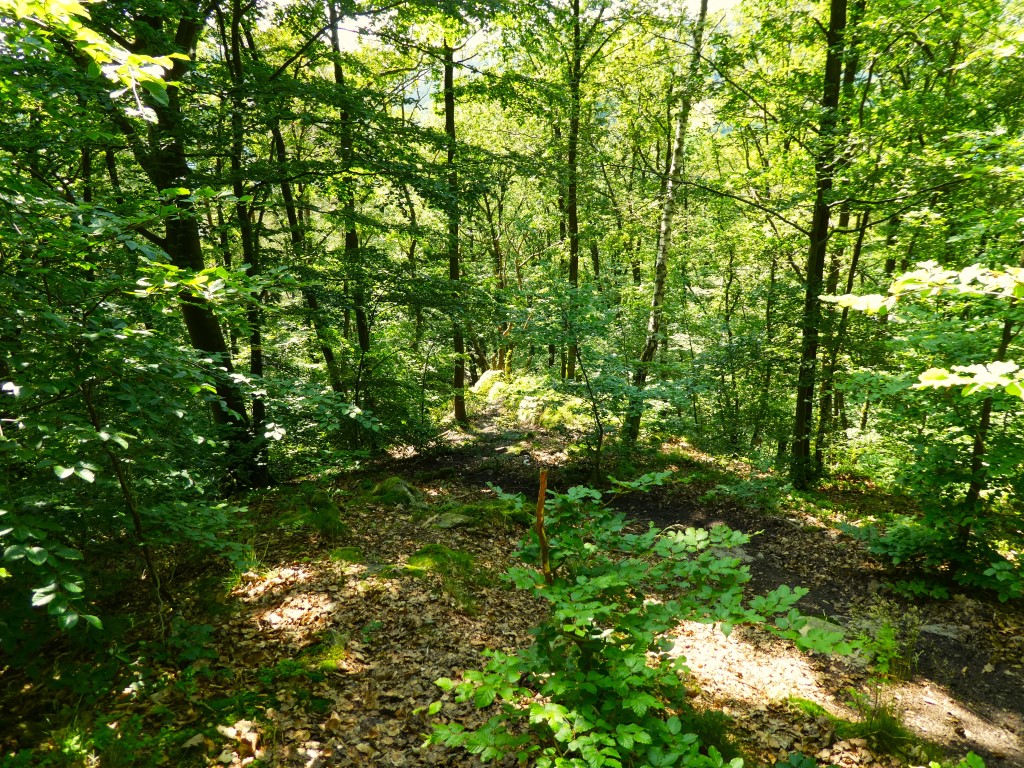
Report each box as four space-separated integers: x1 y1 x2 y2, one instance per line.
444 39 468 423
622 0 708 444
227 0 272 487
328 0 370 356
565 0 582 380
118 9 256 484
790 0 848 489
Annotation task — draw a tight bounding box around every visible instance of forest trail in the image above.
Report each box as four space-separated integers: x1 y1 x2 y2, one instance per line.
3 406 1022 768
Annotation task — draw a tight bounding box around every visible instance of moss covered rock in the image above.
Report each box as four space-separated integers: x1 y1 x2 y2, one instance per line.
370 476 424 508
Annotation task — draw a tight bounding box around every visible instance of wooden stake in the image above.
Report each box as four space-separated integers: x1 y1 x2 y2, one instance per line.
535 469 553 585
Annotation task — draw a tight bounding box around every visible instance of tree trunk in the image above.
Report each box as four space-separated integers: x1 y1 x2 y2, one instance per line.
960 294 1017 551
328 0 369 356
120 10 255 484
227 0 271 487
565 0 582 380
790 0 848 490
444 40 469 423
814 210 868 470
622 0 708 443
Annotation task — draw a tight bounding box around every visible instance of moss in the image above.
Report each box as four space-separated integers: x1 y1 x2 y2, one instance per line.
300 631 350 671
329 547 364 563
370 476 423 508
406 544 475 576
424 498 531 530
387 544 488 612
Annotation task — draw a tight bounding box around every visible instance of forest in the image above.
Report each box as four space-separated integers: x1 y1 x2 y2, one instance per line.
1 0 1023 765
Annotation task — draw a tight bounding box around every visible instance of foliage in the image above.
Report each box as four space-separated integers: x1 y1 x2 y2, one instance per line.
848 598 921 681
830 262 1024 401
427 473 848 767
842 519 1023 602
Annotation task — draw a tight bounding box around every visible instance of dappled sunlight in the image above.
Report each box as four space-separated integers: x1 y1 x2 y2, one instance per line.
669 620 848 714
666 620 1024 767
893 679 1023 766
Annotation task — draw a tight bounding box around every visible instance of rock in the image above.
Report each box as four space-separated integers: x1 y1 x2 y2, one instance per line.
920 623 961 640
799 616 847 637
430 512 476 529
472 369 504 395
712 546 754 564
370 476 423 508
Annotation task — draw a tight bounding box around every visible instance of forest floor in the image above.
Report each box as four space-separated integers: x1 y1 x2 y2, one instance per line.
3 403 1023 768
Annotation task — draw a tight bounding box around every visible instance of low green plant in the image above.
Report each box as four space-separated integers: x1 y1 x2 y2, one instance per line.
256 658 323 688
890 578 951 601
933 753 987 768
843 686 939 761
361 619 384 645
222 543 264 592
774 752 835 768
4 712 187 768
842 515 1023 602
850 598 921 681
427 472 848 768
699 477 784 512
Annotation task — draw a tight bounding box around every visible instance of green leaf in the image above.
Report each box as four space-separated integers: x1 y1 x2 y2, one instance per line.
32 590 57 607
140 79 169 106
58 612 79 630
26 546 49 565
54 465 75 479
474 688 496 708
435 677 455 691
82 614 103 629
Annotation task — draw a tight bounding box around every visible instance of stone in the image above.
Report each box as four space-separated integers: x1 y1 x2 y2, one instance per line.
370 476 422 508
711 546 754 564
430 512 476 529
920 623 961 640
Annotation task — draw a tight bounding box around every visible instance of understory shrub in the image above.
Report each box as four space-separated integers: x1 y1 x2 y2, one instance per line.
427 472 848 768
842 515 1023 602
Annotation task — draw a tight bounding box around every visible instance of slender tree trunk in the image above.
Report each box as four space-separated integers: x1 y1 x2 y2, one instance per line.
226 0 271 487
790 0 848 489
751 254 777 449
483 192 510 369
401 185 424 351
564 0 584 380
269 123 345 393
815 210 868 469
445 40 468 423
328 0 369 356
960 289 1017 550
622 0 708 443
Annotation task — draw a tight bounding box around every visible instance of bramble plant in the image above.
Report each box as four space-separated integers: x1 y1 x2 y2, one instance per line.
426 471 849 767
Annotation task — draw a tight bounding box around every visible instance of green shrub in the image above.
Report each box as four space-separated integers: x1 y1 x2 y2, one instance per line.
427 473 848 768
842 517 1023 601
